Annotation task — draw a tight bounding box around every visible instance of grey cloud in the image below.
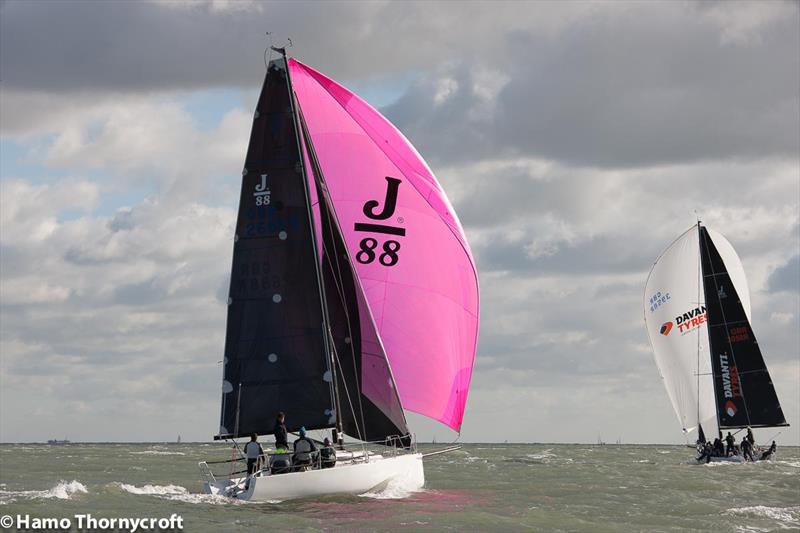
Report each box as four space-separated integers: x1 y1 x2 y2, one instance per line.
387 10 799 169
4 1 797 169
113 279 166 306
108 209 135 232
768 255 800 293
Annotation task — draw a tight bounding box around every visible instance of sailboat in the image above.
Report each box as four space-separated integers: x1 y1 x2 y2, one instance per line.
644 222 788 463
199 47 479 501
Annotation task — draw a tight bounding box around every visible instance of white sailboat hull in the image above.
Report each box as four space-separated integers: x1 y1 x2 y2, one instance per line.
203 453 424 502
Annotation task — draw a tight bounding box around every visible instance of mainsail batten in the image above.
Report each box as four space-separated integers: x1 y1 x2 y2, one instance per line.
644 225 717 437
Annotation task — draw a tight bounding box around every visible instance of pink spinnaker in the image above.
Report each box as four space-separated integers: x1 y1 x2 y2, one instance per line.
289 59 479 431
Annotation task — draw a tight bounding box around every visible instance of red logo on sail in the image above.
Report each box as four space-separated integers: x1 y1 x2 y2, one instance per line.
660 322 673 336
724 400 737 417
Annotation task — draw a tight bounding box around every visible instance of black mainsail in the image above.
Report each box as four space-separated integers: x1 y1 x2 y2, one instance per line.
699 225 787 430
217 56 336 439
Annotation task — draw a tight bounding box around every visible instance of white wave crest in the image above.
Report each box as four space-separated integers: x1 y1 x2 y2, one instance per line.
130 450 186 456
0 480 88 502
527 449 556 460
116 483 187 496
114 483 233 505
360 476 424 500
726 505 800 525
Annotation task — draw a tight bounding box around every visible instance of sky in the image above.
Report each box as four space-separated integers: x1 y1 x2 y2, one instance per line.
1 0 798 444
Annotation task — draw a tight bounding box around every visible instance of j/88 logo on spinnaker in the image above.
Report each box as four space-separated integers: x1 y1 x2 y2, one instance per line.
353 177 405 267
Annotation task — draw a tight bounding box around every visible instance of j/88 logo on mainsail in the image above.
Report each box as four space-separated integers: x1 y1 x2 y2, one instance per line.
354 177 405 267
254 174 271 206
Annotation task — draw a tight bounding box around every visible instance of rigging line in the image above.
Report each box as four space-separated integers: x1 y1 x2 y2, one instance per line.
233 383 243 438
331 339 365 442
290 99 343 434
283 59 341 438
759 430 782 448
263 32 274 71
700 229 754 428
320 204 369 441
320 248 369 439
297 106 369 439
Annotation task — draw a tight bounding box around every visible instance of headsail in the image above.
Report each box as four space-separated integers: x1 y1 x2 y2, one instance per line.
217 57 335 439
289 59 480 431
699 226 788 429
645 225 718 437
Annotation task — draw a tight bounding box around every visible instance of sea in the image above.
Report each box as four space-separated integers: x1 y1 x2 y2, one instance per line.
0 443 798 532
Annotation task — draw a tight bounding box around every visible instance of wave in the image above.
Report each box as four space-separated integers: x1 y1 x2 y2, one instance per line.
130 450 186 456
360 475 425 500
0 480 88 503
116 483 188 496
726 505 800 525
113 483 233 505
527 449 556 460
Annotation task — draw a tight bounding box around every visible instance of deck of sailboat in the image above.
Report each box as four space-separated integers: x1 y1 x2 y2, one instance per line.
200 446 424 501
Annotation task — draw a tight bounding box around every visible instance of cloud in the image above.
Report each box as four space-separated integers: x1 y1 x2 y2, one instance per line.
385 4 799 168
769 255 800 293
1 0 798 444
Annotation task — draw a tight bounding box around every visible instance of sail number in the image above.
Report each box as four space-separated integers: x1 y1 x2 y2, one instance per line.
354 177 405 267
254 174 271 206
356 238 400 266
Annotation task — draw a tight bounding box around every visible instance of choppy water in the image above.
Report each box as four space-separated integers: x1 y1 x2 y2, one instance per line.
1 443 798 532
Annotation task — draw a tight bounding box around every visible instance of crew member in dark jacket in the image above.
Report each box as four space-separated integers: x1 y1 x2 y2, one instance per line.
274 412 289 452
292 427 317 469
320 437 337 468
725 432 735 456
741 436 754 461
760 441 777 461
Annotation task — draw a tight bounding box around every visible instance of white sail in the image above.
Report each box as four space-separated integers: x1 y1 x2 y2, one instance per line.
645 225 752 439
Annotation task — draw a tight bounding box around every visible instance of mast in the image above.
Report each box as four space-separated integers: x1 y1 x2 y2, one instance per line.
277 46 343 437
695 220 703 440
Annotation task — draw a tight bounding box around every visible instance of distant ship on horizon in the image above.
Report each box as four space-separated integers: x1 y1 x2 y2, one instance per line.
47 438 70 445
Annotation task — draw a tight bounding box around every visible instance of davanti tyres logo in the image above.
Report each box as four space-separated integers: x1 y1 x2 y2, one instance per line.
660 322 673 336
725 400 737 417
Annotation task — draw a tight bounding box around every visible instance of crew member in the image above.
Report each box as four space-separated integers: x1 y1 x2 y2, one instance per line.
713 437 724 457
244 433 264 475
320 437 337 469
746 427 755 446
292 427 317 470
741 436 754 462
274 412 289 452
725 432 735 456
760 441 777 461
